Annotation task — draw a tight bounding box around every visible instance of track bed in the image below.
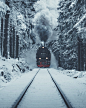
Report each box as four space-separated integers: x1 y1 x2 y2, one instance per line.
17 69 67 108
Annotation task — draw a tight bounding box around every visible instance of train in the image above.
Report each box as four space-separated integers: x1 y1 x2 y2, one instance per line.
36 46 51 67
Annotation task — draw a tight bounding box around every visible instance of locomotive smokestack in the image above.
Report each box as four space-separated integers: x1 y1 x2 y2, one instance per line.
41 41 45 47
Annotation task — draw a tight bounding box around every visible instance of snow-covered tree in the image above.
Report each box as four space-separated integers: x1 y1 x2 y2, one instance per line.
56 0 86 70
0 0 36 59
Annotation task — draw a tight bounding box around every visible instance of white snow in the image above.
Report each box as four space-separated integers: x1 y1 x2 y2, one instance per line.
17 69 67 108
0 66 86 108
0 57 30 90
16 12 26 30
73 14 86 28
0 1 86 107
0 68 38 108
69 0 77 8
49 68 86 108
0 1 10 14
65 13 86 35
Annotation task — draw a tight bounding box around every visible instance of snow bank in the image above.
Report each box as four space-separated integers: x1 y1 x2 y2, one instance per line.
49 68 86 108
0 57 30 90
0 69 38 108
57 67 86 79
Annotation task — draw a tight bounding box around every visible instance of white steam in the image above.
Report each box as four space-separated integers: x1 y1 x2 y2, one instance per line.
32 0 60 43
33 10 53 42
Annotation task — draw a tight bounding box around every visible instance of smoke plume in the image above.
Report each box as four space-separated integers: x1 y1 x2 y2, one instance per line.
33 10 53 43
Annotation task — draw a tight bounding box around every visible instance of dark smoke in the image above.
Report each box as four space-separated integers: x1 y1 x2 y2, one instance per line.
34 14 52 42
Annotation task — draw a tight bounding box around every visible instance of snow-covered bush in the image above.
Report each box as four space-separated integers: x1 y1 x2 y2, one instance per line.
0 57 30 84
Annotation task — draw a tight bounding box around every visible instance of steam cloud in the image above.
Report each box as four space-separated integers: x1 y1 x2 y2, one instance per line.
33 10 53 43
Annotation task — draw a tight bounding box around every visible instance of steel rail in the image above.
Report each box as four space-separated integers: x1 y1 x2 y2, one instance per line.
47 69 73 108
11 69 40 108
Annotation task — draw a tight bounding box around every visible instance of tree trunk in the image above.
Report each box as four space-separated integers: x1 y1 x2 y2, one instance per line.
10 26 14 58
3 11 10 58
16 35 19 59
1 16 5 56
77 37 84 71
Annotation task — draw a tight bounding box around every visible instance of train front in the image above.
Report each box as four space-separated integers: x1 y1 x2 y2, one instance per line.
36 46 51 67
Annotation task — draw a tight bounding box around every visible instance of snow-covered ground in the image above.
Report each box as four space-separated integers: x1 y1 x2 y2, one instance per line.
0 67 86 108
0 55 86 91
0 56 30 90
0 68 38 108
0 0 85 107
17 69 67 108
49 68 86 108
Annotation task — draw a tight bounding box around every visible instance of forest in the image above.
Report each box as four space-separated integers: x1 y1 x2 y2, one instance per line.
0 0 86 71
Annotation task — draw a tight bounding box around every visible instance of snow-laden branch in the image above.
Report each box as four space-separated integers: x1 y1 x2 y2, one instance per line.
73 14 86 28
23 39 29 45
64 14 86 35
77 27 86 33
0 1 10 14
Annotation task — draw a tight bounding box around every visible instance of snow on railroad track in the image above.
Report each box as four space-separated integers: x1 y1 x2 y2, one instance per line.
0 68 86 108
48 68 86 108
47 69 73 108
17 69 67 108
0 68 39 108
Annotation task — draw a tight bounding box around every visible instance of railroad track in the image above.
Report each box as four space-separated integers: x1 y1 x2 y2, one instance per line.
11 69 73 108
47 69 73 108
11 69 40 108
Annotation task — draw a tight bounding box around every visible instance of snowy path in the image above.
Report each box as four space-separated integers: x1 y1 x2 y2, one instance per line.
0 68 86 108
49 68 86 108
17 69 67 108
0 68 39 108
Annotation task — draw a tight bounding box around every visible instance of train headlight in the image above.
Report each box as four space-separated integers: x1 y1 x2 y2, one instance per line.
39 58 41 59
42 47 44 48
46 57 48 59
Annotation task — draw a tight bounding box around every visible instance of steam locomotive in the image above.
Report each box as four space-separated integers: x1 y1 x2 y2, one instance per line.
36 46 51 67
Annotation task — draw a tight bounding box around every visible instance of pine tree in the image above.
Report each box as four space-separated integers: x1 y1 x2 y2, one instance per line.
56 0 86 70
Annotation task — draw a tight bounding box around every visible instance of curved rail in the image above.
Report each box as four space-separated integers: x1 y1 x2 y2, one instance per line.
11 69 40 108
47 69 73 108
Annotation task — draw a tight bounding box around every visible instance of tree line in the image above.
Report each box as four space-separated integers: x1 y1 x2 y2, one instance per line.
0 0 36 59
0 0 86 71
53 0 86 71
